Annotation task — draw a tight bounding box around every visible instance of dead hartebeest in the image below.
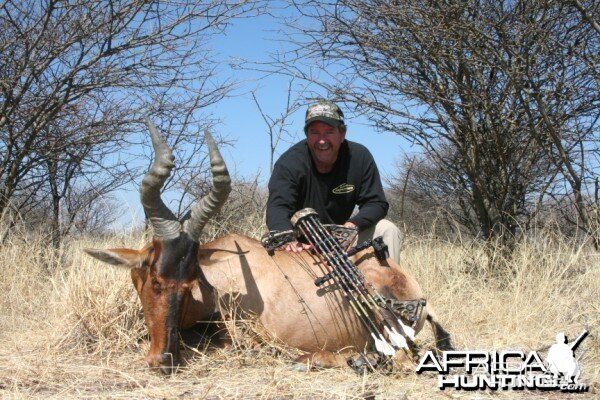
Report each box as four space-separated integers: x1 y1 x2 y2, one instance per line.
85 121 452 374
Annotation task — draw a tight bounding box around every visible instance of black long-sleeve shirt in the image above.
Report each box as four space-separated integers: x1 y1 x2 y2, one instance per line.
266 139 389 231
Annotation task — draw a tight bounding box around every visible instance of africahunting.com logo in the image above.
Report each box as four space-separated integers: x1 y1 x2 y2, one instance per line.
416 330 589 392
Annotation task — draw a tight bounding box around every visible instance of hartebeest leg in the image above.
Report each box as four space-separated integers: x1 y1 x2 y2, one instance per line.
290 351 350 371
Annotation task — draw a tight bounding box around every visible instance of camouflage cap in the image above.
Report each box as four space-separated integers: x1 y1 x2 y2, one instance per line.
304 100 345 133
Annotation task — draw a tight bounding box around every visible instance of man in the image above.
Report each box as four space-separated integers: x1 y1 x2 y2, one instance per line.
266 99 403 263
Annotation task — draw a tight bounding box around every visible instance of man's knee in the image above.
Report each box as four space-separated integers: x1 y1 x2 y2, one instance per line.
374 219 402 240
374 219 402 264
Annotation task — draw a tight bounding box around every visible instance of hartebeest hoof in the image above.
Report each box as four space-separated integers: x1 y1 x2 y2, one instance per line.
287 361 310 372
347 352 394 374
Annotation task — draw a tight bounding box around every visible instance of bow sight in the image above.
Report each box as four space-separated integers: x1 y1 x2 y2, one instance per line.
290 208 417 359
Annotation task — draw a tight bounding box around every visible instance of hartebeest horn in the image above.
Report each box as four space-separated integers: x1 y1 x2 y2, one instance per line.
183 130 231 241
140 118 181 240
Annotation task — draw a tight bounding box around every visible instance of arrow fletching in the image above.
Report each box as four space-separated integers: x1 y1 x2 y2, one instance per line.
372 333 396 356
386 326 408 349
396 318 416 340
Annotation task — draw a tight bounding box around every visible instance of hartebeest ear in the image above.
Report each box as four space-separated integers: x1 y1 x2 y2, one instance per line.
84 248 145 268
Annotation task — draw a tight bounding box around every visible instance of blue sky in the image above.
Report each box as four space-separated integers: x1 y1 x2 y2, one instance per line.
113 11 418 228
206 13 415 181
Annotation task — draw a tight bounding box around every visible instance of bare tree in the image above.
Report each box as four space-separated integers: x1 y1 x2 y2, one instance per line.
193 175 268 241
272 0 598 247
512 0 600 247
251 79 306 173
570 0 600 34
0 0 262 244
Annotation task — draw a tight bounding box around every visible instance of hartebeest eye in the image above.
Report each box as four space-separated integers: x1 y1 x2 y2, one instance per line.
152 279 163 294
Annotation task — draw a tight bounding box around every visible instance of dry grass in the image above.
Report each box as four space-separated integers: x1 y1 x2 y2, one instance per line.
0 227 598 399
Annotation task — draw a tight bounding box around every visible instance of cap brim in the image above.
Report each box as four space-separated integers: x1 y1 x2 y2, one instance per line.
304 116 342 132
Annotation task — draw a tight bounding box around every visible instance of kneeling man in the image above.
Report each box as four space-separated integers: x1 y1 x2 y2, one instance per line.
266 99 402 263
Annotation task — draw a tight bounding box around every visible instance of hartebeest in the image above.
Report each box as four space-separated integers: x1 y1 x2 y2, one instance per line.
85 121 452 374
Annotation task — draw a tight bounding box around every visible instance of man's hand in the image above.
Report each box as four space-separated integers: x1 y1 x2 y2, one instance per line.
343 221 358 229
284 240 312 253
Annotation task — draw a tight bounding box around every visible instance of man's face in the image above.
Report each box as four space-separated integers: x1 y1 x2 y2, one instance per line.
306 121 346 172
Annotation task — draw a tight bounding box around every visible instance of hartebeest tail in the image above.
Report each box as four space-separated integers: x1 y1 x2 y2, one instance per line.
426 313 454 351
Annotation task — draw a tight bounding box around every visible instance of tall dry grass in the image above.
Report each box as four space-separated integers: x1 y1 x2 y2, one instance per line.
0 223 598 399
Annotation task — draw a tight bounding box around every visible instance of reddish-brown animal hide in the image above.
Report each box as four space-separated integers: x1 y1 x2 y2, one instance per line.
84 122 452 373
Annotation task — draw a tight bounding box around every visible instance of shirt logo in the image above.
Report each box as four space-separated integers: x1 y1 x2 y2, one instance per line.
332 183 355 194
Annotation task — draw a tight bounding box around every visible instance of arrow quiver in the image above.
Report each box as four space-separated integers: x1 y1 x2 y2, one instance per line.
261 223 358 255
290 208 419 360
261 230 298 255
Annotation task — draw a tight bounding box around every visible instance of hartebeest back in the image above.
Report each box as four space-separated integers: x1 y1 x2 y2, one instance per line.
85 121 452 374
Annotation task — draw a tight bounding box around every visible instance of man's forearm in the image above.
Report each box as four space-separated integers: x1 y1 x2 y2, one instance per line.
266 206 294 231
348 201 388 230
